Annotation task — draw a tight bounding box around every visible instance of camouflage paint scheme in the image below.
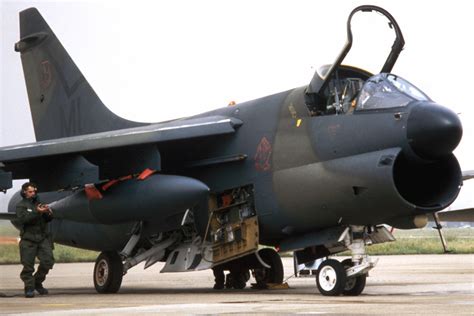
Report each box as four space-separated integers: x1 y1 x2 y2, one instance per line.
0 7 463 255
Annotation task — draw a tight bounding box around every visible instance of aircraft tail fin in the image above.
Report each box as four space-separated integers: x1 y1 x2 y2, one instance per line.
15 8 145 141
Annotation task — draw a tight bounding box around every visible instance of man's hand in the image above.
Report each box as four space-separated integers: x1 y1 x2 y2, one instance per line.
37 204 51 214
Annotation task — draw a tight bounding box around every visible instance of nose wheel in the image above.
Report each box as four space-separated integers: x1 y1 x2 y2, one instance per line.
315 258 368 296
316 259 347 296
315 226 375 296
341 259 367 296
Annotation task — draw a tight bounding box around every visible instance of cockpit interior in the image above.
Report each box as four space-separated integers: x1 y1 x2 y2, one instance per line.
308 66 431 116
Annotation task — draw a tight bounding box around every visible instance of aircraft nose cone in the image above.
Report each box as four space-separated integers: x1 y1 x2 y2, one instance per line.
407 102 462 159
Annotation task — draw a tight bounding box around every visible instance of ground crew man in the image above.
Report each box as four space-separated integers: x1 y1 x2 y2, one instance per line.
15 182 54 298
212 267 225 289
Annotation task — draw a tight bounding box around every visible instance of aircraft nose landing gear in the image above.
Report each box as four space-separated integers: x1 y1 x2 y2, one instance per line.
315 225 378 296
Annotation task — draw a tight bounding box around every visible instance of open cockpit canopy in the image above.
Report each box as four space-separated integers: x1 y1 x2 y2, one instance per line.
305 5 406 115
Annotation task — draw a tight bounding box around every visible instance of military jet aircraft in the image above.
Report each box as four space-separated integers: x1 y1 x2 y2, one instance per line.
0 5 467 296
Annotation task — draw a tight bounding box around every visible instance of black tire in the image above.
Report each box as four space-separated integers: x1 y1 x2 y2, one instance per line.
254 248 284 285
316 259 346 296
93 251 123 294
341 259 366 296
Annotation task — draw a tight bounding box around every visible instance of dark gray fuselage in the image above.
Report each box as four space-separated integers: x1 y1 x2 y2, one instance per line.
8 84 461 251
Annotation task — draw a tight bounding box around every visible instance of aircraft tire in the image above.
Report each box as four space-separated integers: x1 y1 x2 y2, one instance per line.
341 259 366 296
93 251 123 294
316 259 346 296
255 248 284 285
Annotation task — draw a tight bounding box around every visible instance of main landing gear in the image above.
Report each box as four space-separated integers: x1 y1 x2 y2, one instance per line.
253 248 284 287
93 251 124 293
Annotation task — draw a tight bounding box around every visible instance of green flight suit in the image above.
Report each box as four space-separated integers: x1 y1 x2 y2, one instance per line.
15 197 54 291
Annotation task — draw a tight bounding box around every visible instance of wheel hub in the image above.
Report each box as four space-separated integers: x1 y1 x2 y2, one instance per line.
318 265 337 291
344 277 357 290
95 259 109 286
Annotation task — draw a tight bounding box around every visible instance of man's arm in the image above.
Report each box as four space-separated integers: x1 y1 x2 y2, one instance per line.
38 203 53 222
15 204 41 225
42 212 53 223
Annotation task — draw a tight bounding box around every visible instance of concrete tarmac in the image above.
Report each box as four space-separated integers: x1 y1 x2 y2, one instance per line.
0 254 473 315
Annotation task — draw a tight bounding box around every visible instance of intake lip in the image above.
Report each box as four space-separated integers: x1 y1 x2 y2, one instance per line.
393 152 462 212
407 101 462 160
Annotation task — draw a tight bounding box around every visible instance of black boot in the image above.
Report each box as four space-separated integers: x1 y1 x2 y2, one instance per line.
35 284 49 295
25 288 35 298
212 268 225 290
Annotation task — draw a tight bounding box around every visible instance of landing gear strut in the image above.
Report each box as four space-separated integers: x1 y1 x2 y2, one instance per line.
433 212 450 253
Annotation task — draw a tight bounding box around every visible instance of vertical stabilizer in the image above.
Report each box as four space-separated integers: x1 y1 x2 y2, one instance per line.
15 8 145 141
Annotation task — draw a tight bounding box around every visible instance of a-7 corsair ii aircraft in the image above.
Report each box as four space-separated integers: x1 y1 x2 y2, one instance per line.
0 6 465 296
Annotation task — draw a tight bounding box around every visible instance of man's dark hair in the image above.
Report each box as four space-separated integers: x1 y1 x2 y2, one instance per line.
21 182 37 192
20 182 38 199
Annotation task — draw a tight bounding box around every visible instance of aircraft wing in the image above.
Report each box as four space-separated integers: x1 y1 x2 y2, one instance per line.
426 171 474 222
0 213 16 221
0 115 241 162
0 115 243 191
434 172 474 222
429 208 474 222
462 170 474 181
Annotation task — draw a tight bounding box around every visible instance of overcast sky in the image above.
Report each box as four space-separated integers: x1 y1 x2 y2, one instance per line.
1 0 473 209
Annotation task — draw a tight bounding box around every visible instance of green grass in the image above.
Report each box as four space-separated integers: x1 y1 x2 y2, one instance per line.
369 228 474 254
1 227 472 264
337 228 474 256
0 244 98 264
277 228 474 257
0 223 98 264
0 224 17 236
363 237 473 255
53 245 98 263
0 245 21 264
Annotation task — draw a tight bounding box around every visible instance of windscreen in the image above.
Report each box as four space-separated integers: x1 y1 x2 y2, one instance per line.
356 73 430 110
